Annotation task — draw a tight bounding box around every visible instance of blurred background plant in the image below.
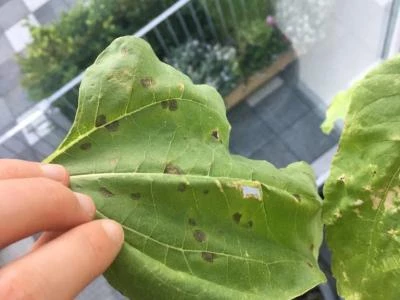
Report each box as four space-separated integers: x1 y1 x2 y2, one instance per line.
17 0 291 117
165 39 239 96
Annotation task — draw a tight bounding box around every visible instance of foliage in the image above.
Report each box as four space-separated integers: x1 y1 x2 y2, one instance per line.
45 37 325 300
165 39 239 96
18 0 177 100
236 19 290 77
322 55 400 299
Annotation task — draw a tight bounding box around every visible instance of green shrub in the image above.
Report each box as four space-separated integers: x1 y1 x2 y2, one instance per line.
165 39 239 96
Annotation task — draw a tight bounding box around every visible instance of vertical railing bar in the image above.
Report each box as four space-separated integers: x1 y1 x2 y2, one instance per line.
227 0 238 28
176 10 191 40
215 0 229 37
202 0 219 42
240 0 248 23
154 27 170 55
165 19 180 46
188 2 205 40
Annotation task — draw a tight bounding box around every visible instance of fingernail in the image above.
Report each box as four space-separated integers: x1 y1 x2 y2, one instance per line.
102 220 124 245
41 164 67 182
74 192 95 217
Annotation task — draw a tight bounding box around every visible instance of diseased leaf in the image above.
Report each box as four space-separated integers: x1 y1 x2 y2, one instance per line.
321 90 351 134
323 55 400 300
46 36 324 299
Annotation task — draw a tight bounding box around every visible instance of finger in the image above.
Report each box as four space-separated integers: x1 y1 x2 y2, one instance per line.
31 231 63 251
0 159 69 185
0 178 95 248
0 220 124 300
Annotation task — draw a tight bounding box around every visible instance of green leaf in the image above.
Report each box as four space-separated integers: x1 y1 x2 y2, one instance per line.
46 36 325 299
320 89 351 134
323 55 400 299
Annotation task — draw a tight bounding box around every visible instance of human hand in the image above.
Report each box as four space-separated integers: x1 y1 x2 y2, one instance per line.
0 159 124 299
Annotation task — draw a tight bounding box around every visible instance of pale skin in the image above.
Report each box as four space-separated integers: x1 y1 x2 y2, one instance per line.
0 159 124 299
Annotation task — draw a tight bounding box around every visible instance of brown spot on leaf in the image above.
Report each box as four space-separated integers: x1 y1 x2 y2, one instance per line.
100 187 113 197
164 163 184 175
306 262 313 268
169 99 178 111
188 218 196 226
130 192 141 200
201 252 216 263
160 99 178 111
80 142 92 150
161 101 169 109
247 220 253 228
95 115 107 127
211 129 220 140
105 120 119 132
203 189 209 195
310 244 314 251
232 212 242 224
177 182 187 192
193 230 206 242
140 77 154 88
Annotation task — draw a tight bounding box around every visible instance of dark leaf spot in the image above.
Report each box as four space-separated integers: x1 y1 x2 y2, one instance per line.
80 142 92 150
164 163 184 175
177 182 187 192
161 101 169 109
100 187 113 197
95 115 107 127
169 99 178 111
140 77 154 88
193 230 206 242
232 212 242 224
306 262 313 268
203 189 209 195
188 218 196 226
310 244 314 251
247 220 253 228
201 252 216 263
105 120 119 132
130 192 141 200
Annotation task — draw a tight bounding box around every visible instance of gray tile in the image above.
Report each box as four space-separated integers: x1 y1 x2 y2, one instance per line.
34 0 68 25
0 97 15 130
0 0 28 31
227 102 274 157
0 34 14 65
250 139 298 168
281 110 339 163
253 86 310 133
0 58 20 96
4 84 33 116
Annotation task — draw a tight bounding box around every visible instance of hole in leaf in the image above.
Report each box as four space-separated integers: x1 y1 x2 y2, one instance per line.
80 142 92 151
232 212 242 224
201 251 216 263
193 230 206 242
99 187 114 197
211 129 220 140
95 115 107 127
